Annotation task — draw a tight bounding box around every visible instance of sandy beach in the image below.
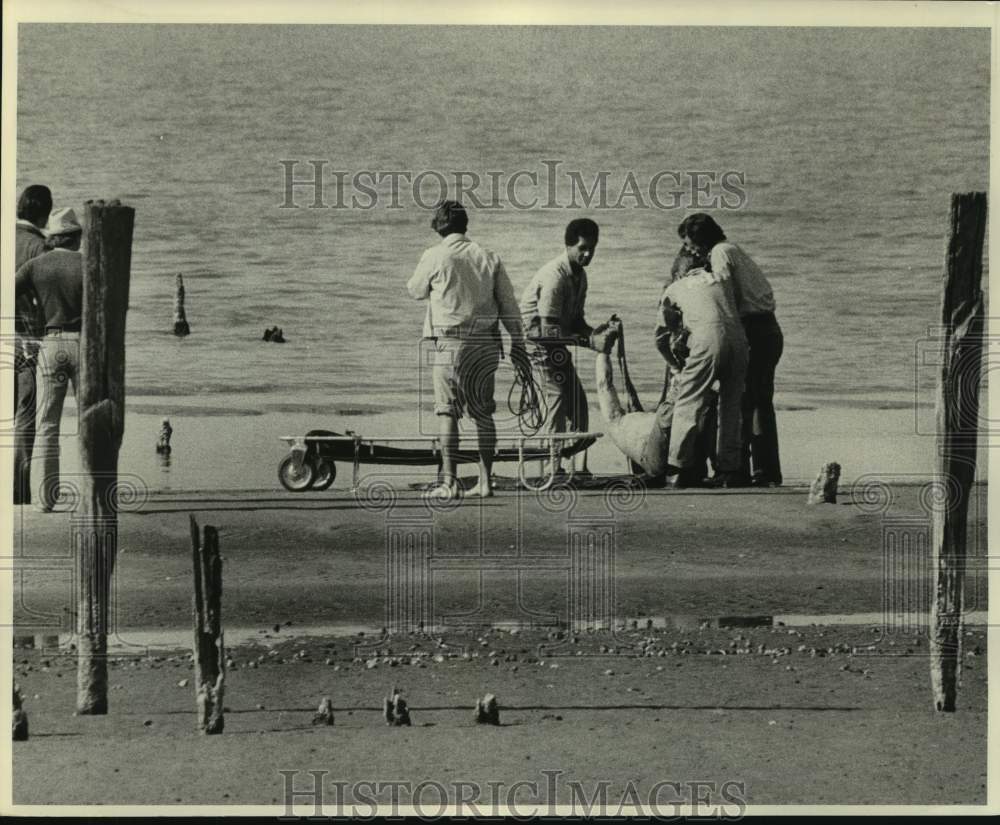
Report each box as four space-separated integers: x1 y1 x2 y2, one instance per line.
35 398 981 494
10 477 989 808
7 13 992 814
11 625 988 808
12 481 988 630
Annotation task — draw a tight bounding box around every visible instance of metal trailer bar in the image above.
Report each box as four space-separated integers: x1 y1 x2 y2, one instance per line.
278 433 606 443
279 432 605 492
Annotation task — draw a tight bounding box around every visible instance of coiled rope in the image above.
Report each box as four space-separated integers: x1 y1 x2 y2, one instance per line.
508 350 546 436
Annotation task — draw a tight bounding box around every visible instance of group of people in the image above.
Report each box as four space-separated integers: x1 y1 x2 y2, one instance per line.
648 213 783 488
13 184 85 511
408 200 783 499
11 187 781 507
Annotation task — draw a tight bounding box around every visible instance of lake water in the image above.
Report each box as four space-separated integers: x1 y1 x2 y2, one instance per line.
15 25 990 424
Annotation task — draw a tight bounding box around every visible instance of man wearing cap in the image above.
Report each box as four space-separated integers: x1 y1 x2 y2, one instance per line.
408 200 527 500
13 184 52 505
520 218 612 475
15 207 84 512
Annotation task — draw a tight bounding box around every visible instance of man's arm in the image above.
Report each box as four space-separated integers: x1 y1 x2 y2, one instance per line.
14 260 33 296
535 269 568 341
570 277 594 345
406 250 435 300
709 244 743 312
655 295 686 372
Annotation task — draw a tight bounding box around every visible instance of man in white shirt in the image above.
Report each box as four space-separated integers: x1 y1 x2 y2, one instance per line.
679 213 784 486
408 200 526 500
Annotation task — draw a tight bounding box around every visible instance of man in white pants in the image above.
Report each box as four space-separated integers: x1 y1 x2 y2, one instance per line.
659 265 748 488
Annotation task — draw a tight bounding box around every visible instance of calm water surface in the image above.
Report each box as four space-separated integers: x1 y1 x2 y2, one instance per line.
16 25 990 417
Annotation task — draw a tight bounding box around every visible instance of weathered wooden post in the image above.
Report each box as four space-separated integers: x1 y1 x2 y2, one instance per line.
12 684 28 741
156 418 172 454
312 697 335 726
384 686 411 726
930 192 986 712
807 462 841 505
474 693 500 725
75 199 134 714
191 515 225 733
173 274 190 336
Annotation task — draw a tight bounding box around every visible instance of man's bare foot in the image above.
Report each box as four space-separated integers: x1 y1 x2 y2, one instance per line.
422 483 461 500
466 480 495 498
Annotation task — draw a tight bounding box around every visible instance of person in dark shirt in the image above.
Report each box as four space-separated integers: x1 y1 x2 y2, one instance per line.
679 213 783 486
15 207 83 512
13 184 52 505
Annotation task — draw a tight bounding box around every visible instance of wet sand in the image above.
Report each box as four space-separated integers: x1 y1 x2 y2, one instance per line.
11 483 988 631
9 470 989 810
10 626 988 807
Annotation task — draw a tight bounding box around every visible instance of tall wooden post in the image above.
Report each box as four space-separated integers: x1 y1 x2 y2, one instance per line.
173 273 190 336
12 683 28 741
930 192 986 712
191 516 225 733
75 199 134 714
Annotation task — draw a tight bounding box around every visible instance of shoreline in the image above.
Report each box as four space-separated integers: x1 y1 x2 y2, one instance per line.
27 398 980 494
13 609 990 654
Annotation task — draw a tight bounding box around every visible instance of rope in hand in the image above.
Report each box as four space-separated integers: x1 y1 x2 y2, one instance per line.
508 347 546 436
608 315 646 476
608 314 643 414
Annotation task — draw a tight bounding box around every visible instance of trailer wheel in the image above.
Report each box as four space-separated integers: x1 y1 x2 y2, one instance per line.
312 459 336 491
279 454 315 492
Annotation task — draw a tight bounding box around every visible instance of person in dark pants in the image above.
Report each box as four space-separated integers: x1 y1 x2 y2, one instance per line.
678 214 783 487
13 184 52 505
15 207 83 512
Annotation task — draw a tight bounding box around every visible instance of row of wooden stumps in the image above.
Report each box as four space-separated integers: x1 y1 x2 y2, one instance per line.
308 691 500 727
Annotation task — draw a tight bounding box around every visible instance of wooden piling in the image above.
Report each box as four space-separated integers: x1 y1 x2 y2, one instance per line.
474 693 500 725
75 199 134 715
807 462 841 505
12 684 28 741
384 687 411 726
930 192 986 712
191 515 225 733
173 274 190 336
312 697 335 726
156 418 173 454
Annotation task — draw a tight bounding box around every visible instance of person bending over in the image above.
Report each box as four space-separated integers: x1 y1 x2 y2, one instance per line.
679 213 783 486
658 256 748 488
